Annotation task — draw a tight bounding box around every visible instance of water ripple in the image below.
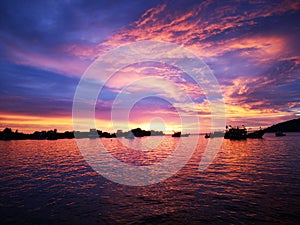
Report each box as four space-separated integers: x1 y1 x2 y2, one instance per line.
0 133 300 224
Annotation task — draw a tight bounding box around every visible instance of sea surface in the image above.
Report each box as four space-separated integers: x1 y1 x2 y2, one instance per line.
1 133 299 224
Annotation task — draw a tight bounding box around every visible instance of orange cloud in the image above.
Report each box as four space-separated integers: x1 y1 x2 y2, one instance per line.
3 1 299 134
0 113 113 133
96 0 299 62
0 113 73 133
86 1 300 130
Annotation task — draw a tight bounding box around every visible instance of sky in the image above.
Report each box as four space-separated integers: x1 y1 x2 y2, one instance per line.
0 0 299 133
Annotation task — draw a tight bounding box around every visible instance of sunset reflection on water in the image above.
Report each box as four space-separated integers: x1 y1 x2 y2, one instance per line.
1 133 299 224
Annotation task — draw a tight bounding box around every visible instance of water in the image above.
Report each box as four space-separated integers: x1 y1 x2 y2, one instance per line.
0 133 299 224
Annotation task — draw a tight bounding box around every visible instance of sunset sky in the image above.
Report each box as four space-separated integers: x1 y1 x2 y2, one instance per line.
0 0 299 133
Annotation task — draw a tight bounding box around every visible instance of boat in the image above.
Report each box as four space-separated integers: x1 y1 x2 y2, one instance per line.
247 129 265 138
172 132 190 137
275 131 286 136
204 133 210 138
172 132 181 137
224 126 247 140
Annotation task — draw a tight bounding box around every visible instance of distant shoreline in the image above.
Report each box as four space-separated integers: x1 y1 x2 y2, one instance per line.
0 127 166 140
1 118 299 140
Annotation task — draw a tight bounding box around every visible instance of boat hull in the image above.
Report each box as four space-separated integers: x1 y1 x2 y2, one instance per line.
224 128 247 140
247 130 265 138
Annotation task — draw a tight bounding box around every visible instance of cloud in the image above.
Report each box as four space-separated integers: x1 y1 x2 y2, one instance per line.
220 58 300 122
0 62 78 116
1 0 299 131
0 0 161 76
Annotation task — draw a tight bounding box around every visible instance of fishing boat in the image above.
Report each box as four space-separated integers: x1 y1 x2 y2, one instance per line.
247 129 265 138
172 131 190 137
172 132 181 137
224 126 247 140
